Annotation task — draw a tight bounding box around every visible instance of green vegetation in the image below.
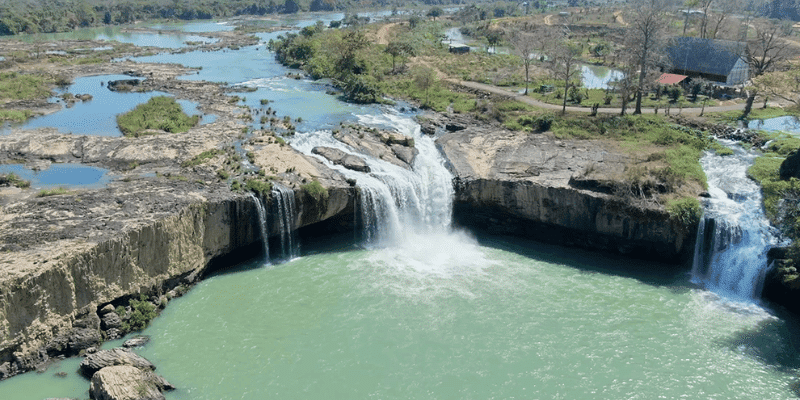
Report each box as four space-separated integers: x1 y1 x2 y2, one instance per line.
301 180 328 202
182 149 223 168
37 187 70 197
245 179 272 196
666 197 702 231
0 110 34 122
117 96 199 137
707 107 799 123
0 72 52 101
121 295 158 332
0 173 30 188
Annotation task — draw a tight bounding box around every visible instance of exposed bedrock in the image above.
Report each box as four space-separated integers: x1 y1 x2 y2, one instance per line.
438 119 695 263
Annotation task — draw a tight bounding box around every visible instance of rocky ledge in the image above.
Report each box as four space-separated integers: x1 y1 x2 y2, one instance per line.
434 114 696 263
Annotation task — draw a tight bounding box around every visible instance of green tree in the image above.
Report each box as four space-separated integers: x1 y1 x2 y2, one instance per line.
427 7 444 21
413 66 436 107
385 40 414 72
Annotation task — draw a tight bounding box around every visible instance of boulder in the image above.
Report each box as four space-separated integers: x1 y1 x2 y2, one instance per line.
99 304 116 315
73 311 101 330
89 365 174 400
101 312 122 330
68 328 102 355
106 79 141 92
780 150 800 180
79 348 155 378
391 144 418 166
106 329 122 340
340 155 370 172
312 147 371 173
123 336 150 348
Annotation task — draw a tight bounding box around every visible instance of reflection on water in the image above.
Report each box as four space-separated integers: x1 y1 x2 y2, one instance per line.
5 26 216 48
0 164 112 188
145 20 234 33
1 75 213 136
581 64 625 89
747 116 800 134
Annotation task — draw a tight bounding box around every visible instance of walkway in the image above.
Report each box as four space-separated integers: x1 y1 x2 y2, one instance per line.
448 79 747 115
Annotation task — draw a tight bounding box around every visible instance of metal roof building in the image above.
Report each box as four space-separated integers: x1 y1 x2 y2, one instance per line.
666 37 750 86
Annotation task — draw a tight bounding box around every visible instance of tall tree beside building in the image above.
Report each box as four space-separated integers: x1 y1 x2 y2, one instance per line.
627 0 668 115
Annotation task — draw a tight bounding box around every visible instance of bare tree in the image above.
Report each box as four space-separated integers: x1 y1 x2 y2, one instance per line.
627 0 668 115
748 20 795 77
548 42 582 114
698 0 713 38
753 66 800 107
706 0 738 39
509 31 537 95
682 0 699 36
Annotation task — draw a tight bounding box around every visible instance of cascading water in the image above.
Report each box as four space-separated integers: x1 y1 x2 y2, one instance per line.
691 140 782 301
272 183 299 260
249 192 270 262
291 109 455 248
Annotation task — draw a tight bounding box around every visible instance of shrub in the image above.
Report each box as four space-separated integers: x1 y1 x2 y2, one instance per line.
245 179 272 196
117 96 199 137
667 197 702 231
182 149 223 168
37 187 69 197
121 295 157 332
0 173 30 188
301 180 328 202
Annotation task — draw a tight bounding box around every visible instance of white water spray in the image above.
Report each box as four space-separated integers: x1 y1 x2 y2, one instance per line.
691 141 782 301
249 192 270 262
272 183 299 260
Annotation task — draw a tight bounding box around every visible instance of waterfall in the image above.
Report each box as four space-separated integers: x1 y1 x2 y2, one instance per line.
249 192 270 262
291 109 454 247
691 141 781 301
272 183 299 260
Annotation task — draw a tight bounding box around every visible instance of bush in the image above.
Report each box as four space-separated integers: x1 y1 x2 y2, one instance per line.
301 180 328 202
117 96 200 137
245 179 272 196
182 149 223 168
37 187 69 197
121 295 157 332
667 197 702 231
0 173 30 188
517 114 554 132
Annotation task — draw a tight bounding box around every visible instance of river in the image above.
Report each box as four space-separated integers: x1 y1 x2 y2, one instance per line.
1 12 799 400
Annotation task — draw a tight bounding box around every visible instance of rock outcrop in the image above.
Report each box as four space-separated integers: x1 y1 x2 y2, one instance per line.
438 117 695 263
312 147 371 172
89 365 174 400
80 348 155 378
779 150 800 180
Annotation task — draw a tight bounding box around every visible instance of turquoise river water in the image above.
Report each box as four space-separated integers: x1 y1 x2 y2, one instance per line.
4 236 800 399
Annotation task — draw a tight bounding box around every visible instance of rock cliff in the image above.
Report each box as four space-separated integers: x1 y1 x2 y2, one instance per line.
436 116 695 263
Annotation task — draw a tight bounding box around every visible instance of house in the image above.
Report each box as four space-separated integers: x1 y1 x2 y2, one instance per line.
666 37 750 86
449 44 470 54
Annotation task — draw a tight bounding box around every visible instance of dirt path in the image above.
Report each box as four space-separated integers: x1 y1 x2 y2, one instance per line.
376 22 398 46
448 79 746 115
614 11 628 27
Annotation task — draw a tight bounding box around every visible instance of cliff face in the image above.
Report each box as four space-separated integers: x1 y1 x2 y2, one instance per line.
437 119 694 263
0 185 355 378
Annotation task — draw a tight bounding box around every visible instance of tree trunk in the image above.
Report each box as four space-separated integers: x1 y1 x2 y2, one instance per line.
741 92 756 119
524 64 529 95
634 52 647 114
562 84 569 114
